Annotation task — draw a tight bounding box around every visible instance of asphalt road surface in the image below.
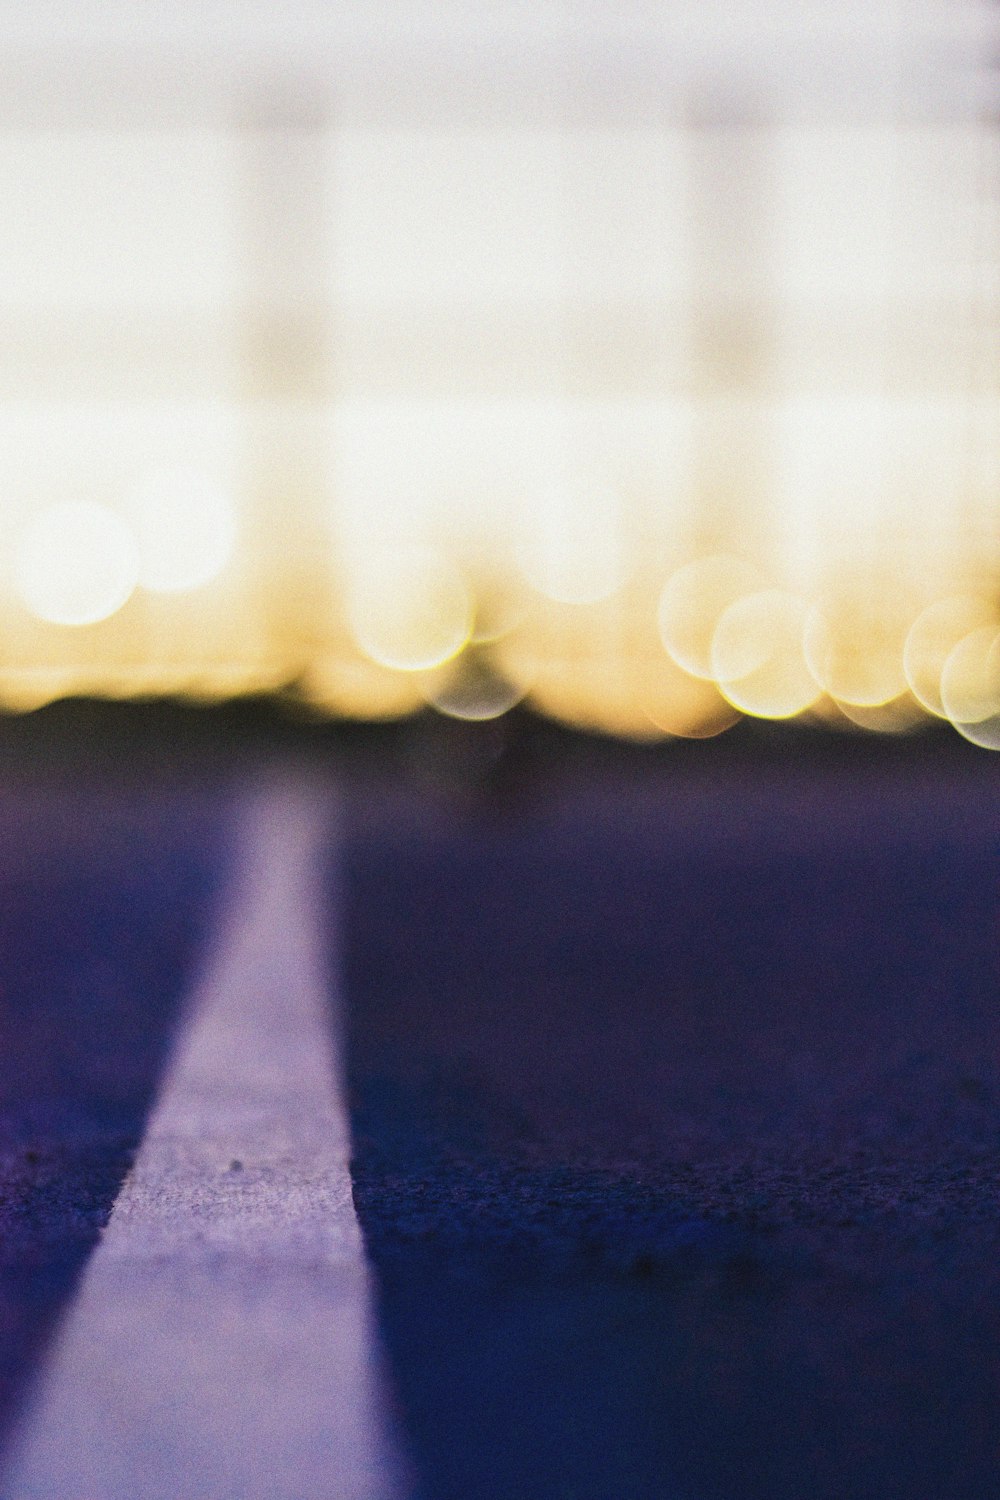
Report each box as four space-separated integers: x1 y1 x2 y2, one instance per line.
0 705 998 1499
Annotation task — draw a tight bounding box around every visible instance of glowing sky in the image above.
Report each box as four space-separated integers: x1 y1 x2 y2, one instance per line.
0 0 998 742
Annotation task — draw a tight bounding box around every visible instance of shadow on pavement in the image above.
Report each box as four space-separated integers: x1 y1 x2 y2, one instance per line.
344 740 1000 1500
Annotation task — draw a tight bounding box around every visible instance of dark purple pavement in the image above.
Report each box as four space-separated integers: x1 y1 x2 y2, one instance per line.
344 722 1000 1500
0 767 225 1453
0 702 998 1499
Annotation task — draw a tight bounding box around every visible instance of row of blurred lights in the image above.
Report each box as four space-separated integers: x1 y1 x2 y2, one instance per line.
339 547 1000 748
7 479 999 748
10 476 236 625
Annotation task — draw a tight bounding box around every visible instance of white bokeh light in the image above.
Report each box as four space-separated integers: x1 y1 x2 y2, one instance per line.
345 545 474 672
14 501 139 626
128 468 237 594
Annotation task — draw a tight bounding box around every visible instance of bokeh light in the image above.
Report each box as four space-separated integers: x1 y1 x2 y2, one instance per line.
421 651 528 723
345 546 474 673
128 468 236 594
940 627 1000 748
712 590 820 719
14 502 138 627
903 596 997 718
832 695 928 734
0 3 996 745
657 557 765 682
302 654 425 721
803 601 913 708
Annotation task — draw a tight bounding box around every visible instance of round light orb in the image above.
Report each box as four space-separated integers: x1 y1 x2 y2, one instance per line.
497 590 742 741
903 595 996 718
657 554 764 680
803 604 911 707
940 626 1000 748
711 589 820 719
641 660 742 739
128 468 236 593
346 546 474 672
832 695 928 734
421 652 526 723
14 501 138 626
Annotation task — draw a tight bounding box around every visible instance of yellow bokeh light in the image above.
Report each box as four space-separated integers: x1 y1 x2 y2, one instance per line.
803 602 912 707
345 546 474 673
421 651 527 723
527 668 672 742
903 595 997 718
14 501 138 627
657 555 764 681
711 589 820 719
496 591 741 741
831 695 928 734
128 468 237 594
0 7 997 747
302 654 425 721
940 627 1000 747
640 663 742 740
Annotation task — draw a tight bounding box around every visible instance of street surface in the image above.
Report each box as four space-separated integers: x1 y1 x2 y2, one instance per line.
0 706 997 1498
2 776 403 1500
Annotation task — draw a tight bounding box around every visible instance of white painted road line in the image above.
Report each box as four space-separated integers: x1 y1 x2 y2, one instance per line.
1 777 408 1500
